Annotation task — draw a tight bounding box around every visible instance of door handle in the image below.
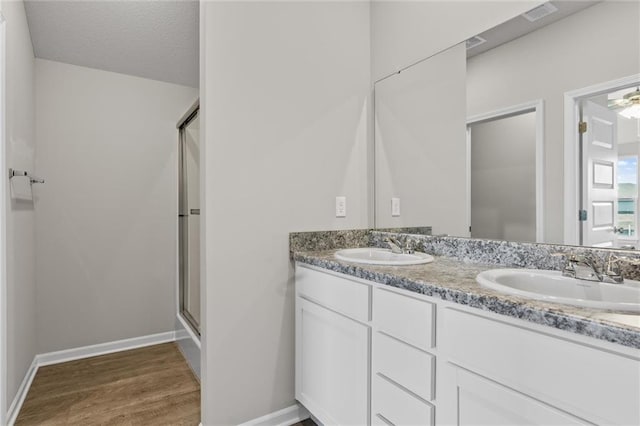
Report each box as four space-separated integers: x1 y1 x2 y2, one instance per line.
190 209 200 215
614 226 626 234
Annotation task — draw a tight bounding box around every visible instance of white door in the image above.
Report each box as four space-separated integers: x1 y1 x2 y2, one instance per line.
582 100 619 247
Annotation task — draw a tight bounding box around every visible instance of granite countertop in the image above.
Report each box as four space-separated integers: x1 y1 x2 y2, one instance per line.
293 249 640 350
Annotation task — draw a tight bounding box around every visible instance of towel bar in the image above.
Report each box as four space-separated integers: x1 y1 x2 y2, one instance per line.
9 168 45 184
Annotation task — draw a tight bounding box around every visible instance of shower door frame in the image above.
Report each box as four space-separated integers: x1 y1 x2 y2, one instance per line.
0 12 7 425
178 102 200 336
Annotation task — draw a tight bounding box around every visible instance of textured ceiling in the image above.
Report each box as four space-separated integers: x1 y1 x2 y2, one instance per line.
24 0 199 88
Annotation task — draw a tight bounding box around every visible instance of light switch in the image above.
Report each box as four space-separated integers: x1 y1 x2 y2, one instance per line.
336 196 347 217
391 197 400 217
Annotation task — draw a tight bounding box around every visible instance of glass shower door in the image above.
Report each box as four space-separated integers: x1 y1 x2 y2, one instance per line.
179 109 200 335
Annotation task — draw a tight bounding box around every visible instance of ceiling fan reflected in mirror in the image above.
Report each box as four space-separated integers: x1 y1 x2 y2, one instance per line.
609 87 640 119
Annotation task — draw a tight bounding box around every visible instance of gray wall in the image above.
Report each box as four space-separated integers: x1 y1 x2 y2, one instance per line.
200 1 371 423
467 0 640 243
2 0 37 411
470 112 536 242
371 1 541 80
375 44 468 235
371 1 545 236
34 59 197 352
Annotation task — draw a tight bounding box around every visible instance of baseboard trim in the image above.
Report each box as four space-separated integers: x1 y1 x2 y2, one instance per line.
6 358 38 426
36 331 177 367
238 404 310 426
6 331 177 425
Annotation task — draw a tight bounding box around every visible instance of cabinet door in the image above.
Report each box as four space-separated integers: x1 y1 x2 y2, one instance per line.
455 369 589 426
296 297 370 425
443 307 639 424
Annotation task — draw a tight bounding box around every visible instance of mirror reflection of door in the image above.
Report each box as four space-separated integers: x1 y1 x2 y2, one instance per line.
581 100 618 248
468 111 537 243
179 110 200 335
581 91 640 249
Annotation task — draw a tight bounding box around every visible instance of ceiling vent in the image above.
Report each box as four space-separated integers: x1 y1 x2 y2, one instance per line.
466 35 487 50
522 2 558 22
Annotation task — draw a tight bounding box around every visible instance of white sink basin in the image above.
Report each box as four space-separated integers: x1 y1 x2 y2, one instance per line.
476 269 640 313
335 248 434 266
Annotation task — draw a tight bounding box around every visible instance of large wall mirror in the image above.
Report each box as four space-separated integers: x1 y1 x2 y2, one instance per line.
374 0 640 249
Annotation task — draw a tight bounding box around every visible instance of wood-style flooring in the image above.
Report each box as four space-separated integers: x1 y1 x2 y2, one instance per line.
15 343 200 425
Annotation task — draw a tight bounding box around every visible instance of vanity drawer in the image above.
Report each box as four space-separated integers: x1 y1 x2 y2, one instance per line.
372 374 434 426
295 265 370 322
373 332 435 401
373 288 435 350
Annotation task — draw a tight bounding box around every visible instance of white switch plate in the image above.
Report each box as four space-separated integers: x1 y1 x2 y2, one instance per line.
336 196 347 217
391 197 400 217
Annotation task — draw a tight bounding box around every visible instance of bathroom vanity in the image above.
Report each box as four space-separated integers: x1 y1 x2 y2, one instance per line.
292 232 640 426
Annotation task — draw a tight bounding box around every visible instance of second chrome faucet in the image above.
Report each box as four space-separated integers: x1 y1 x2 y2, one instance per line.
555 252 640 284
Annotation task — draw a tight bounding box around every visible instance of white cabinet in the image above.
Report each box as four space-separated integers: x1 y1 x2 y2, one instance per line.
373 332 435 401
373 288 436 350
295 267 371 425
295 264 640 426
372 288 437 426
296 265 370 322
372 374 434 426
440 307 640 426
454 369 586 426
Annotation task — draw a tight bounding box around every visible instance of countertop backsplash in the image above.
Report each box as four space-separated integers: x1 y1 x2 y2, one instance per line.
370 231 640 281
289 227 432 255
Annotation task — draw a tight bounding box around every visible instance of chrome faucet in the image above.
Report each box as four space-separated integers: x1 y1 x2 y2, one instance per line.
560 253 603 282
386 237 403 254
385 237 415 254
602 254 624 284
554 252 640 284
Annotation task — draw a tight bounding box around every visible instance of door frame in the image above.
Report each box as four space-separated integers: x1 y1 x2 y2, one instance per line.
467 99 545 243
0 11 7 425
176 101 200 338
563 74 640 245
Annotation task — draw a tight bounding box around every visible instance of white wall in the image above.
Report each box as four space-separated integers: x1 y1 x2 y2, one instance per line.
371 0 543 81
200 1 371 423
467 0 640 243
34 59 197 353
375 44 468 235
1 0 37 412
470 112 536 242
